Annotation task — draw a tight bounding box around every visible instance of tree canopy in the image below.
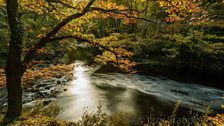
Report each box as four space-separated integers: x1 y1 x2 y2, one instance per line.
0 0 224 121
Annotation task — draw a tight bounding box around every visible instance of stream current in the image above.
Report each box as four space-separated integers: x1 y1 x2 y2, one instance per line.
56 62 224 122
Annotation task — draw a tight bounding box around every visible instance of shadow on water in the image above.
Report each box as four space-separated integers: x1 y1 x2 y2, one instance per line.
56 61 224 123
136 64 224 90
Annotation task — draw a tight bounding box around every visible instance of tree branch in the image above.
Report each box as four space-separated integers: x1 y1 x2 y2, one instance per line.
45 35 116 55
45 0 68 16
22 0 96 66
47 35 127 69
89 7 157 24
45 35 87 43
0 6 6 16
46 0 78 10
44 0 95 39
22 0 155 66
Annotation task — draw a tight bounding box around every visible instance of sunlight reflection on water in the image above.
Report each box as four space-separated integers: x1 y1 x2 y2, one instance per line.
56 62 101 121
56 62 139 121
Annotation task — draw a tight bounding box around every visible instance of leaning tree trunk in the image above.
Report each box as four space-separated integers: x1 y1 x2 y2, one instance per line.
4 0 25 120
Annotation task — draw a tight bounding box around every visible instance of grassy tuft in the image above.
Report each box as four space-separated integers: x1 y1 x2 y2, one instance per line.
0 104 223 126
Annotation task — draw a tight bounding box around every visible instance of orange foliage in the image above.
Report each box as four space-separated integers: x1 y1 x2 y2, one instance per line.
159 0 209 24
89 1 139 24
0 69 5 87
206 114 224 126
0 64 73 88
95 49 136 73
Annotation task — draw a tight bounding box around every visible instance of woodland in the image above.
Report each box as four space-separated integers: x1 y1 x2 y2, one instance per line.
0 0 224 125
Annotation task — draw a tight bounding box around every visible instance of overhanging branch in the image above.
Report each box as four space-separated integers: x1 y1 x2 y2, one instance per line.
46 35 116 54
89 7 157 24
22 0 96 66
22 0 155 66
46 34 123 66
45 35 89 43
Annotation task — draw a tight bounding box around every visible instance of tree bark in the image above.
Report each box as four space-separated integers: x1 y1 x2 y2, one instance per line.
4 0 25 120
5 68 24 119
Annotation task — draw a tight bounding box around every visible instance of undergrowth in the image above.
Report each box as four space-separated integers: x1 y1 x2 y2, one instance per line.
0 102 223 126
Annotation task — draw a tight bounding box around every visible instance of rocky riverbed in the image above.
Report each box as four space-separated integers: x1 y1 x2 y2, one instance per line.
0 64 74 115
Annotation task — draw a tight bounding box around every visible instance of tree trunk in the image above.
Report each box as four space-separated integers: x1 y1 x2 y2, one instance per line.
5 67 24 119
4 0 25 120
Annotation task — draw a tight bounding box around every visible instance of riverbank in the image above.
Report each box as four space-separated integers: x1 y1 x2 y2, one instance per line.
96 63 224 91
55 62 223 125
0 64 73 88
0 64 74 114
1 109 223 126
136 63 224 89
0 62 223 126
103 33 224 82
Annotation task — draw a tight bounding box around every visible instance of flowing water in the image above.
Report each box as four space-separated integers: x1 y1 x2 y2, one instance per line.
56 61 224 122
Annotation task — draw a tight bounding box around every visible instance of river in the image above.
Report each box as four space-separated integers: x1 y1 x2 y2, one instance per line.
56 61 224 123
